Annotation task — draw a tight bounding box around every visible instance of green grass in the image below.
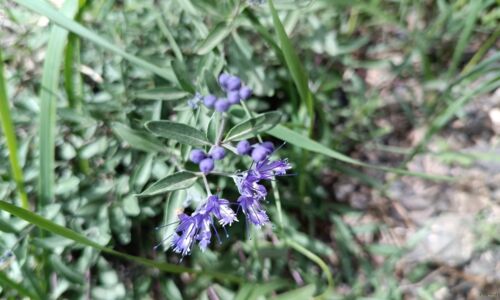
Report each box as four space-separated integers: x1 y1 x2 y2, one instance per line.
0 49 29 210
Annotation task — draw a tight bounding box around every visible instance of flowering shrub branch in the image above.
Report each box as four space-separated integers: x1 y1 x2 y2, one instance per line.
143 73 291 257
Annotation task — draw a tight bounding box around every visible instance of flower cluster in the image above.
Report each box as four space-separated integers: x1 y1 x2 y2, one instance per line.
235 156 291 227
173 141 290 256
202 73 252 112
236 140 276 162
172 195 237 256
190 146 226 174
159 73 291 257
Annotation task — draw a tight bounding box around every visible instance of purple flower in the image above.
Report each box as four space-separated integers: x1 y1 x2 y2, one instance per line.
234 172 267 200
199 158 214 174
171 195 237 256
190 149 206 163
171 213 198 256
233 155 291 229
237 195 269 227
252 157 292 180
210 146 226 160
206 195 237 226
188 93 202 109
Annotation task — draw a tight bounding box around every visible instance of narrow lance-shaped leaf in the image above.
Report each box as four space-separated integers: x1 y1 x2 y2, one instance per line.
0 271 39 300
0 200 243 283
133 86 190 101
159 189 187 250
269 125 453 181
39 0 79 206
196 22 233 55
223 111 281 142
137 172 199 197
145 120 211 146
268 0 314 124
0 49 29 209
112 123 165 153
172 60 196 94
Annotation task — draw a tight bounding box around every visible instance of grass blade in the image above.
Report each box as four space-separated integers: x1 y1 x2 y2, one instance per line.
0 271 39 300
407 75 500 161
269 125 453 181
268 0 314 130
447 0 483 77
0 200 243 283
13 0 177 84
0 49 29 210
38 0 79 206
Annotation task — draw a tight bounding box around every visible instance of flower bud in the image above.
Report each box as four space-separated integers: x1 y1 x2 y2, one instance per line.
236 140 251 155
251 146 270 162
218 73 230 89
199 158 214 174
226 76 241 91
214 99 230 112
261 141 275 152
239 86 252 100
210 146 226 160
203 95 217 108
227 91 241 104
190 149 206 163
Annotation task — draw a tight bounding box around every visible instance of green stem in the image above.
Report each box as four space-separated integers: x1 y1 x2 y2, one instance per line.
287 239 334 299
0 49 29 210
202 174 211 195
240 101 282 229
461 26 500 75
240 101 263 143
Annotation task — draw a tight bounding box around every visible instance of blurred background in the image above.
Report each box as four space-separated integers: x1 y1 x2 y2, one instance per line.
0 0 499 299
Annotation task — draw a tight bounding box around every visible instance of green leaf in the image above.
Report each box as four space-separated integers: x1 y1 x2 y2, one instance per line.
273 284 316 300
145 120 211 146
112 123 165 153
447 0 483 77
207 112 221 144
133 87 190 101
49 254 85 285
172 60 196 94
0 271 39 300
159 189 186 251
196 22 233 55
0 200 242 283
0 49 29 209
13 0 177 83
0 217 18 233
268 0 314 124
137 172 199 197
269 125 453 181
39 0 79 206
235 281 289 300
223 111 281 142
